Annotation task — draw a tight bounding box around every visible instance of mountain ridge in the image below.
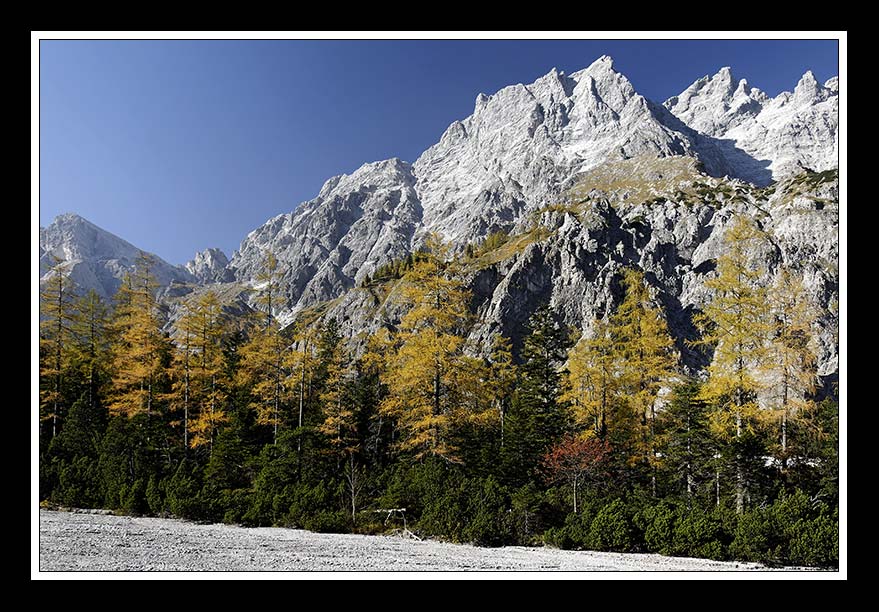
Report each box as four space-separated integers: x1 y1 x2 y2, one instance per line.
39 56 839 376
226 56 837 321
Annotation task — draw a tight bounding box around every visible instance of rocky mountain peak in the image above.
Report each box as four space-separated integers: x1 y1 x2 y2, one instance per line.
662 65 766 138
792 69 822 102
185 247 232 283
40 213 194 300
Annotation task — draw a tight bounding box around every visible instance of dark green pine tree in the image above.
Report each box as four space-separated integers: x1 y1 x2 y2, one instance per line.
502 305 573 486
656 381 717 506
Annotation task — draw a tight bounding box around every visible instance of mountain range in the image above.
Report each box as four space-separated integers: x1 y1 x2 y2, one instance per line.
39 56 839 380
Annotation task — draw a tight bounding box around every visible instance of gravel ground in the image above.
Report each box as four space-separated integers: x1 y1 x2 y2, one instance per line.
39 509 766 572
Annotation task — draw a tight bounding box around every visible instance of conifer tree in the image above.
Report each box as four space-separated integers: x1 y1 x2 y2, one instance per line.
70 289 111 412
611 269 677 494
255 250 280 329
171 291 229 452
563 317 618 440
238 250 288 444
108 253 168 420
765 268 820 470
504 305 572 481
489 334 516 448
168 303 194 450
39 265 75 439
657 381 715 505
284 323 315 457
694 215 773 514
379 235 478 462
359 328 392 463
317 320 357 456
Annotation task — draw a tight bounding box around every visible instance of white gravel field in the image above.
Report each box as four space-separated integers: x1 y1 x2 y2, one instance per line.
39 509 767 572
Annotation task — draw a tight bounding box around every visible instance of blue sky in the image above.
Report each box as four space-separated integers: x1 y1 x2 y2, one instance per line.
39 39 839 265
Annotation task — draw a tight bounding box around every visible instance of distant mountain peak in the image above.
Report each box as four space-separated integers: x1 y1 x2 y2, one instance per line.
185 247 232 284
40 213 194 299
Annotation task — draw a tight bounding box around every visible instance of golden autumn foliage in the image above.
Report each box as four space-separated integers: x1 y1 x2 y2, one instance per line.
765 267 821 464
692 215 773 513
108 253 170 419
379 235 491 462
39 263 75 437
562 268 677 487
611 269 678 470
693 216 772 435
563 317 619 439
237 250 289 443
168 290 229 451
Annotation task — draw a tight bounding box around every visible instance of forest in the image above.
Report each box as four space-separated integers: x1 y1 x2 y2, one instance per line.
38 215 839 567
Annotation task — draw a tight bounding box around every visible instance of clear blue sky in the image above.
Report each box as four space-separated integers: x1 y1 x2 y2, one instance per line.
39 39 839 265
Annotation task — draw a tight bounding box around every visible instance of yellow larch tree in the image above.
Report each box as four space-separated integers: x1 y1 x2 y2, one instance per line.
108 253 169 420
765 267 820 470
171 290 229 452
693 215 773 514
284 323 315 456
563 317 620 441
238 250 288 444
611 268 678 493
39 263 75 438
379 235 483 462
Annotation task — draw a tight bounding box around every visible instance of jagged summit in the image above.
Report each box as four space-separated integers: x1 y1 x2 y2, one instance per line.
185 247 232 284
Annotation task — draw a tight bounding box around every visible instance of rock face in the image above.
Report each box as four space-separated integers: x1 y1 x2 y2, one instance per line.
228 56 838 325
227 158 421 325
185 248 233 283
39 213 194 300
316 158 839 378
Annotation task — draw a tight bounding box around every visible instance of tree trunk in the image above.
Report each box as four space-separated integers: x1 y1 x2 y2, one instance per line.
210 374 216 456
53 278 63 439
686 412 693 503
273 360 280 446
499 400 505 449
88 317 96 410
298 338 308 455
735 408 743 515
184 354 190 451
349 453 357 525
432 355 441 451
650 403 657 498
781 370 789 472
